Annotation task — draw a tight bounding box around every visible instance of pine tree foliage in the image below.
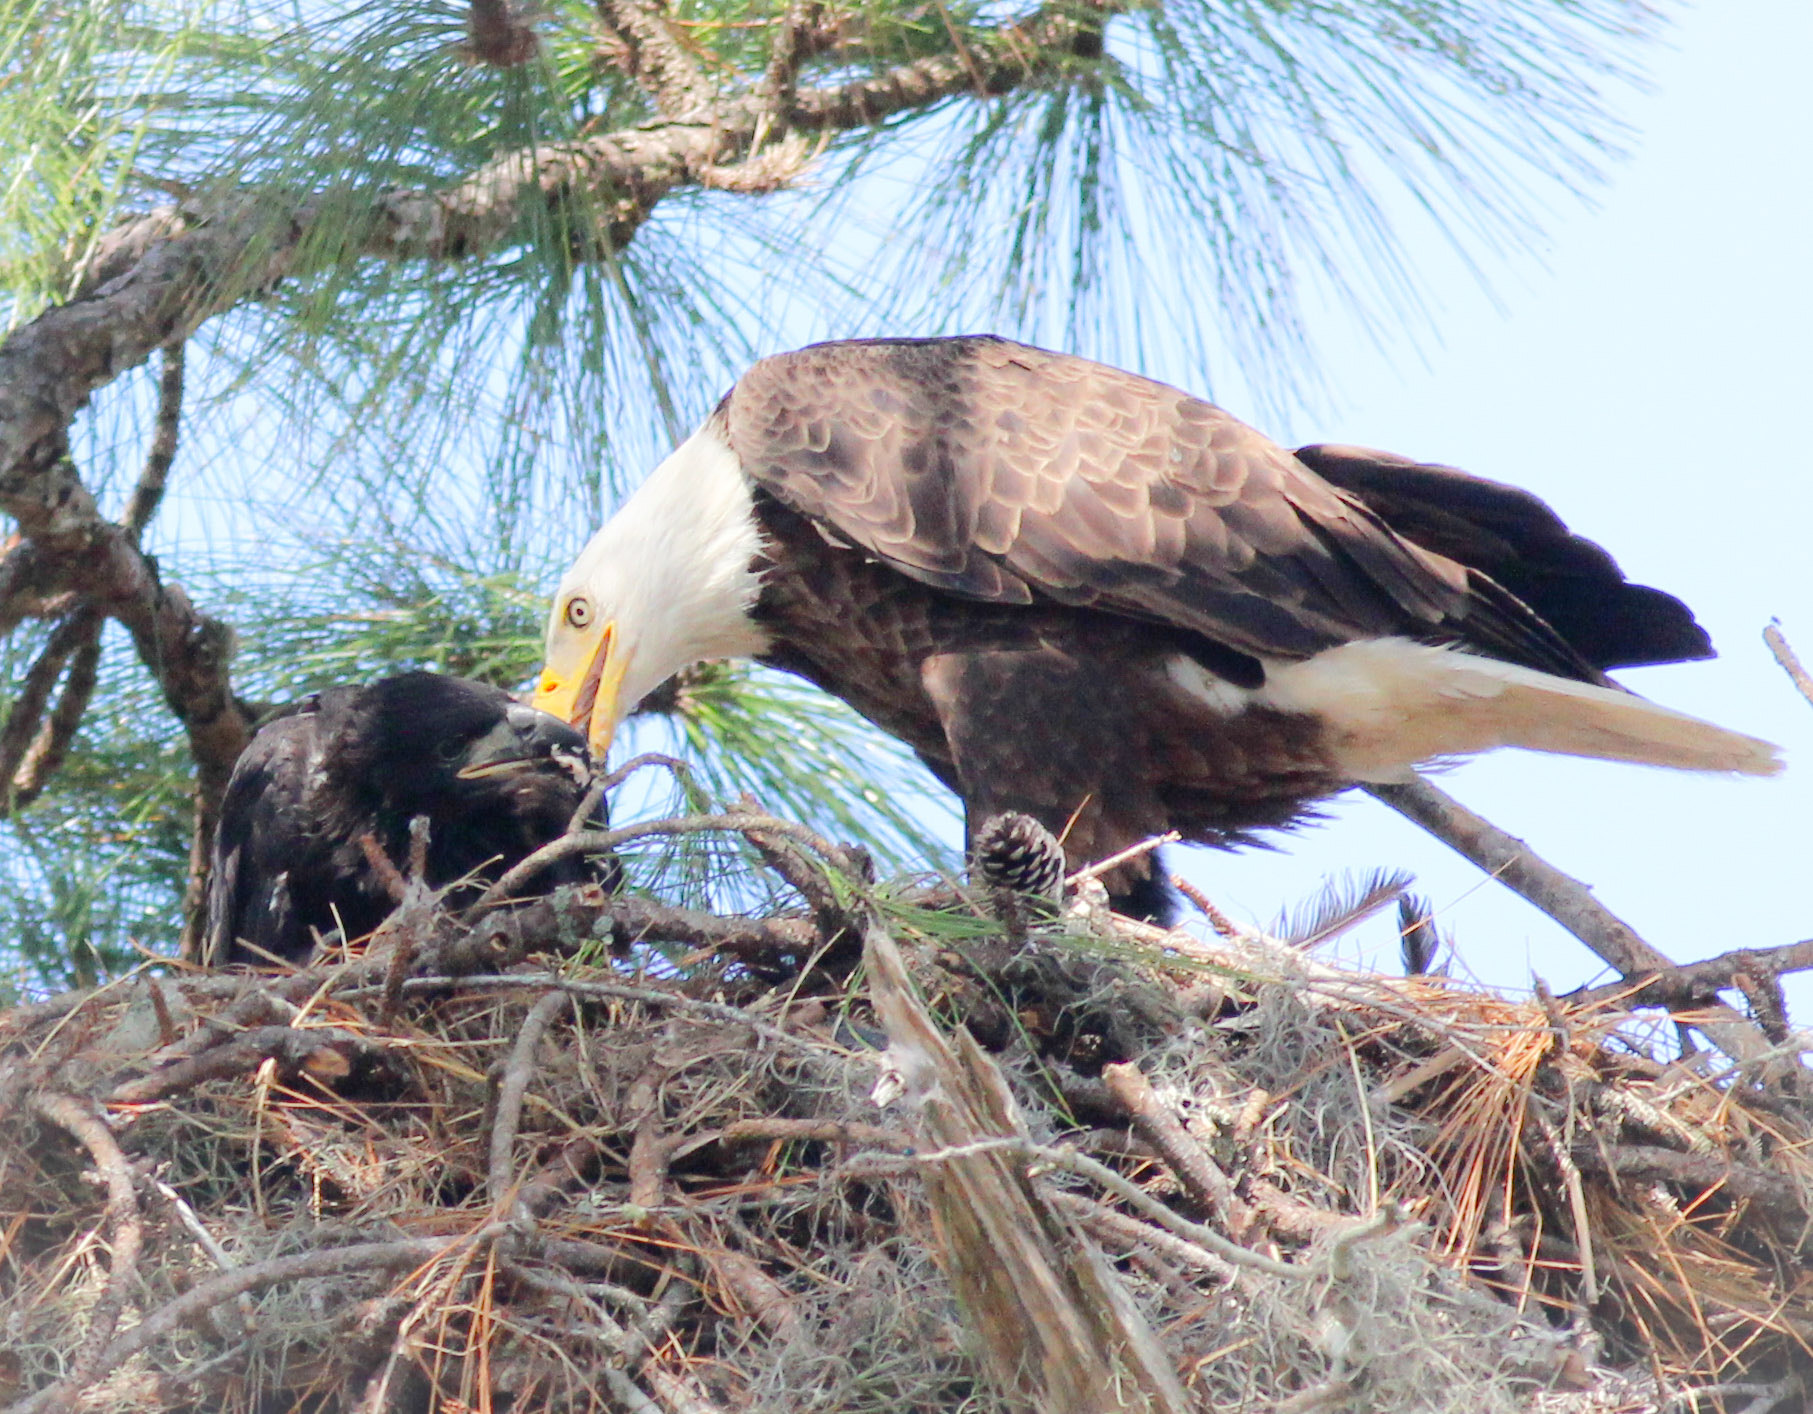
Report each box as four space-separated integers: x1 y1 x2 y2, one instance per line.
0 0 1664 991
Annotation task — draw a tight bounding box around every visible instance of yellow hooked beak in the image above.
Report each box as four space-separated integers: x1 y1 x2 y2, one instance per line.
533 620 629 759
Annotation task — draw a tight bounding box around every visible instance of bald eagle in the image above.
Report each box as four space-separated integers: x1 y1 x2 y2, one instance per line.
205 673 607 966
535 337 1778 919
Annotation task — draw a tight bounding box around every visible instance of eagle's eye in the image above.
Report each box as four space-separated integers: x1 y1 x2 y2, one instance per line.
564 596 593 629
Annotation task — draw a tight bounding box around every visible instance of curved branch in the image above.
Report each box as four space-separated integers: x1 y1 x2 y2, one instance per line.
0 610 97 806
28 1093 145 1397
10 609 102 805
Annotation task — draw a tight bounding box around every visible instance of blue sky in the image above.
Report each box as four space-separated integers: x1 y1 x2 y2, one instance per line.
1154 0 1812 1012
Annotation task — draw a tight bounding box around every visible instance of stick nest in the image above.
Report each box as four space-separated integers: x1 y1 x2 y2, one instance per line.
1 811 1809 1414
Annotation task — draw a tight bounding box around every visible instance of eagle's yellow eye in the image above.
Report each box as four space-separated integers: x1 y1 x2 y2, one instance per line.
564 596 593 629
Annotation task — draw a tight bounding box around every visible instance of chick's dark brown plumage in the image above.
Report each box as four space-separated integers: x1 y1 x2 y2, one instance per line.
204 672 611 966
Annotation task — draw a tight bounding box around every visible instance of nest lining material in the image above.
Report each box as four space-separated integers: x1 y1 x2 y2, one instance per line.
1 816 1810 1414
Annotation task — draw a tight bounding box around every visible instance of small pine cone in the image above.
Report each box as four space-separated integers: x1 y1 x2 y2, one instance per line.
971 812 1066 905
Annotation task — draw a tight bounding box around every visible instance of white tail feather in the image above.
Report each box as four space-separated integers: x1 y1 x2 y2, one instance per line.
1252 639 1783 783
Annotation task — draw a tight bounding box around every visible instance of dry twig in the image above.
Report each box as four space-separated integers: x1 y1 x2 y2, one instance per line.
1763 621 1813 713
488 989 572 1209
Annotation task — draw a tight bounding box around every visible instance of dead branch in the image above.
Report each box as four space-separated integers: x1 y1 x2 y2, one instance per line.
717 1116 910 1150
1100 1060 1252 1235
435 884 819 975
1052 1190 1239 1282
488 989 572 1209
862 910 1194 1414
107 1024 372 1105
0 1229 506 1414
1575 937 1813 1013
468 808 849 913
1365 777 1774 1062
1763 621 1813 713
569 751 689 833
28 1093 145 1402
1567 1141 1805 1218
739 806 851 944
386 972 825 1058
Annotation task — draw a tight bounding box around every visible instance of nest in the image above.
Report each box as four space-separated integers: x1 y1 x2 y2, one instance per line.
1 807 1809 1414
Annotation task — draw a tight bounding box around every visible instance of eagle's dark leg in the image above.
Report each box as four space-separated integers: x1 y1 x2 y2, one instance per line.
920 645 1178 925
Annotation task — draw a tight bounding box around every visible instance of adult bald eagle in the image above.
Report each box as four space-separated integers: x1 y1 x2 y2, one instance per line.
534 336 1778 919
205 673 608 966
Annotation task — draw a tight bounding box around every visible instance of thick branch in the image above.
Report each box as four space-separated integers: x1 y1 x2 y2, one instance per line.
436 884 820 975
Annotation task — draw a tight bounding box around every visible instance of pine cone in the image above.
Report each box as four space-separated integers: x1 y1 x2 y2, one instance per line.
971 812 1065 905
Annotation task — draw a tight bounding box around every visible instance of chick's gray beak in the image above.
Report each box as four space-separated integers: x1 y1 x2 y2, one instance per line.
456 705 593 781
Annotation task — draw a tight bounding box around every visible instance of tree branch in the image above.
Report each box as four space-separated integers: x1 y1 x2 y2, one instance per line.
1763 621 1813 714
1570 936 1813 1011
0 610 97 808
121 342 184 539
28 1093 145 1402
9 608 102 806
1365 777 1775 1063
596 0 718 117
487 989 571 1209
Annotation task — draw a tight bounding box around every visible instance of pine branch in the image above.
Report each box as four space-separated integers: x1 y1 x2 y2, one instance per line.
596 0 719 117
9 609 102 807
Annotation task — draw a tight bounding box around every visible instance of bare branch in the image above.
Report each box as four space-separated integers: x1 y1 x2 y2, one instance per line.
10 609 102 805
1568 1140 1804 1219
29 1093 145 1401
1365 777 1774 1062
487 988 571 1208
1101 1060 1253 1236
434 885 821 976
1571 936 1813 1011
121 343 184 539
1763 621 1813 714
108 1025 372 1106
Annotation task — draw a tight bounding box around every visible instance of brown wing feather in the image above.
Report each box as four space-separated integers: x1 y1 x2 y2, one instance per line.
721 336 1590 675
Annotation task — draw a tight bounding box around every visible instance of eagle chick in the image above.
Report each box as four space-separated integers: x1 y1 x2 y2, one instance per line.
204 672 611 967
